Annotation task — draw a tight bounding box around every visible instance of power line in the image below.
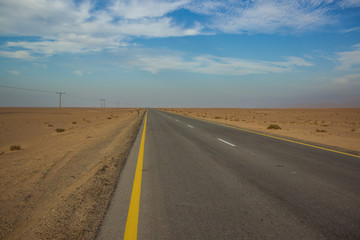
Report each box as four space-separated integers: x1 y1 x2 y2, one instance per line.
1 84 143 108
67 93 141 107
66 93 98 103
0 84 55 94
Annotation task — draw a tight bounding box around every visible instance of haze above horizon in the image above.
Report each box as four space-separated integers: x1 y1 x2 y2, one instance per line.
0 0 359 108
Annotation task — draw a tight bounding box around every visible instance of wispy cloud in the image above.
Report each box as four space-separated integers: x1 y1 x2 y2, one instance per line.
8 70 20 76
188 0 337 34
74 70 83 76
5 35 116 55
0 0 201 58
336 43 360 70
34 63 47 69
341 26 360 34
111 0 189 19
129 53 313 76
338 0 360 8
0 0 358 59
0 50 34 60
333 73 360 85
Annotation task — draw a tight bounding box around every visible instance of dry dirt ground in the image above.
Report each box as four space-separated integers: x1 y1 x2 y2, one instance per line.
0 108 144 240
163 108 360 153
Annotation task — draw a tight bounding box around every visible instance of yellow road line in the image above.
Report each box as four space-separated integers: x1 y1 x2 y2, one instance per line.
162 110 360 159
124 111 147 240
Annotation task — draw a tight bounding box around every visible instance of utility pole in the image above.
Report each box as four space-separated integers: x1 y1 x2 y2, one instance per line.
56 92 65 110
100 99 106 109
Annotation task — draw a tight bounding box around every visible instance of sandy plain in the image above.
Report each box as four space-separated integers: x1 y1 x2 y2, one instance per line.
0 108 144 240
163 108 360 154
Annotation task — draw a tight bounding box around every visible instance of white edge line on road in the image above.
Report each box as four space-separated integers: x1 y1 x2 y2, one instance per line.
175 119 179 122
158 109 360 159
187 124 194 128
217 138 236 147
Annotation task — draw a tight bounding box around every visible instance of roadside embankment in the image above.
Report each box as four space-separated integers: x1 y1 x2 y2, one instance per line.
0 108 145 239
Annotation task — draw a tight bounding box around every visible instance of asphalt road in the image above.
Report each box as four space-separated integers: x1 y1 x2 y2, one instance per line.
97 109 360 240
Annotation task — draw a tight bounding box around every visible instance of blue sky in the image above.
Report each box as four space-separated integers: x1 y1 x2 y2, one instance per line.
0 0 359 107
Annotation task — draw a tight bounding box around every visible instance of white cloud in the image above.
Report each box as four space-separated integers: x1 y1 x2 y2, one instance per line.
0 0 359 59
5 34 117 55
0 50 34 60
333 73 360 84
1 17 202 56
74 70 83 76
8 70 20 76
341 26 360 33
272 56 314 67
129 53 313 76
0 0 202 58
194 0 336 34
34 63 47 69
111 0 189 19
333 77 349 84
336 44 360 70
185 1 224 15
338 0 360 8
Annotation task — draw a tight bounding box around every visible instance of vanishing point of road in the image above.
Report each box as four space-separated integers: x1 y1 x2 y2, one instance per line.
97 109 360 240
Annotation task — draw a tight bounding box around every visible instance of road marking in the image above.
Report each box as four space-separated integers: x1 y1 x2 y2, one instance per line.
211 121 360 158
175 119 179 122
162 110 360 159
187 124 194 128
217 138 236 147
124 111 147 240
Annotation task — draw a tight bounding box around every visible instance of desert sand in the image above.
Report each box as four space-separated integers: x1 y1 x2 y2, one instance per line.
0 108 144 239
163 108 360 153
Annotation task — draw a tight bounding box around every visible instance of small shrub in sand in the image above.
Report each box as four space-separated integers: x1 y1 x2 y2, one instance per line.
267 124 282 130
10 145 21 151
316 129 327 133
55 128 65 133
107 117 112 120
72 121 77 124
214 116 222 119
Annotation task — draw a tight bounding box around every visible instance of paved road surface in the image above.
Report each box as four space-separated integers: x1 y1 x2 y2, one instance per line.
97 109 360 240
